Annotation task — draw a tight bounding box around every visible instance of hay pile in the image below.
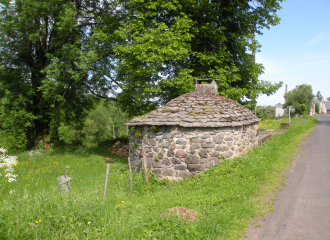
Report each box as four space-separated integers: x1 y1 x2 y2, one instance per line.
109 141 129 158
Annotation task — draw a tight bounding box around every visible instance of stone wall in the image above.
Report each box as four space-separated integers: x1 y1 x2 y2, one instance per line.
128 123 259 181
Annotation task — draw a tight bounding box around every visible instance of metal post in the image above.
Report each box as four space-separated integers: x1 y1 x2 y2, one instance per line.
289 106 291 123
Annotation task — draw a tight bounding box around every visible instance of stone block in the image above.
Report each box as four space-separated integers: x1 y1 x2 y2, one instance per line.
163 168 174 176
187 164 205 172
198 149 208 158
224 136 233 141
221 151 233 158
215 144 229 151
158 152 164 159
152 169 163 178
179 171 192 178
150 139 157 146
176 139 187 145
210 151 221 157
152 160 162 168
153 147 160 153
169 143 176 150
163 133 174 139
192 138 203 143
202 143 214 148
162 158 171 166
190 143 201 150
175 150 187 158
172 158 182 164
201 134 210 139
174 165 186 170
167 150 174 157
185 154 200 164
213 134 224 144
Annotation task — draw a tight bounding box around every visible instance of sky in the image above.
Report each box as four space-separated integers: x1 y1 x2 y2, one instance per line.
255 0 330 106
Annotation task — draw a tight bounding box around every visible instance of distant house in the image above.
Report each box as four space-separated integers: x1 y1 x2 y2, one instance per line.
315 99 327 114
325 102 330 114
275 104 285 119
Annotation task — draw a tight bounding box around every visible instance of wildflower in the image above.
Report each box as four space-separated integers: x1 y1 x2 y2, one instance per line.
87 221 91 225
9 189 15 194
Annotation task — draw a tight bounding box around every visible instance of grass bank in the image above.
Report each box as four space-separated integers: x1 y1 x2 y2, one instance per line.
0 116 317 239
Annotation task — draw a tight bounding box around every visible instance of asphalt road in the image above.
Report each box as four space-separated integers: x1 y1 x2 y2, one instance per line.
246 114 330 240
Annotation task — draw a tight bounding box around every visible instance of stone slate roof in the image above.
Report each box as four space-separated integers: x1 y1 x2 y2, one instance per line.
325 102 330 110
127 91 260 127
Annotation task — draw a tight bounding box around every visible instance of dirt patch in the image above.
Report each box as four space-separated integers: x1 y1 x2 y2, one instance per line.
109 141 129 158
163 207 198 223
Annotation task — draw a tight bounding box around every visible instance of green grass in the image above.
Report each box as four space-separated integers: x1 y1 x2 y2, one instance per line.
259 116 302 130
0 116 317 239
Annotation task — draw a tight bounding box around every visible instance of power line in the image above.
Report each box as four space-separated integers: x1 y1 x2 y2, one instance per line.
281 0 295 6
281 0 317 17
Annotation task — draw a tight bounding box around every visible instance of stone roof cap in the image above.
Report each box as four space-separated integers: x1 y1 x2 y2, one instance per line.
126 91 260 127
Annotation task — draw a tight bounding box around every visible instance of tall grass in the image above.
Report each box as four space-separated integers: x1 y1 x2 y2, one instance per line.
0 117 317 239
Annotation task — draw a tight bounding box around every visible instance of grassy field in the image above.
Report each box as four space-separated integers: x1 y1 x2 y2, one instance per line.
0 116 317 239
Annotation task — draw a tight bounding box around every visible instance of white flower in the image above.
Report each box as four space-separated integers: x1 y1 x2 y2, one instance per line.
0 148 18 183
9 189 15 194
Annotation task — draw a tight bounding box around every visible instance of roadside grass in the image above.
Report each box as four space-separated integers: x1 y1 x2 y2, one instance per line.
258 117 300 130
0 116 317 239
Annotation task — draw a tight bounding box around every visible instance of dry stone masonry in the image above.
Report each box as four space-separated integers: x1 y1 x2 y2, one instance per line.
126 79 260 181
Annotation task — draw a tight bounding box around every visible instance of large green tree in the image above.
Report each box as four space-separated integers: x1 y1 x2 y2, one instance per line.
114 0 283 110
283 84 314 115
0 0 126 149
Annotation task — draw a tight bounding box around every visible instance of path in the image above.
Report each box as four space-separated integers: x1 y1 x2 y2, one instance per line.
246 114 330 240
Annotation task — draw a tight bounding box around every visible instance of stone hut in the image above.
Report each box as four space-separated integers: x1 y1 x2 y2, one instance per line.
126 79 260 181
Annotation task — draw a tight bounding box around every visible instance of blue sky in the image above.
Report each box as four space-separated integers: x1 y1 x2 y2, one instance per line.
255 0 330 106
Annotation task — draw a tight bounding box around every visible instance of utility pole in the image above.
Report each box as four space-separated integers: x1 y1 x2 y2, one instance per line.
252 30 256 115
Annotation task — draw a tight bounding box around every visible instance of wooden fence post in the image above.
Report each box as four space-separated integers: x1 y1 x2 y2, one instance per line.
128 157 133 198
57 172 72 194
142 147 149 184
104 163 110 198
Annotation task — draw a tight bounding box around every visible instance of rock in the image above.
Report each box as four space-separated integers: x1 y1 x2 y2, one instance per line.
175 150 187 158
201 134 210 139
162 158 171 166
213 134 224 144
167 150 174 157
224 136 233 141
174 165 186 170
221 151 233 158
179 171 192 178
163 169 174 176
150 139 157 146
185 154 200 164
187 164 205 172
158 152 164 159
210 151 221 157
172 158 182 164
153 147 160 152
152 169 163 178
198 149 208 158
202 143 214 148
176 139 187 145
215 145 229 151
163 133 174 139
152 160 162 168
190 143 200 150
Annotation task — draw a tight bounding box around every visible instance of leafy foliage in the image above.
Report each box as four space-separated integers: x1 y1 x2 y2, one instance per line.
114 0 284 109
283 84 314 115
256 105 275 121
315 91 323 101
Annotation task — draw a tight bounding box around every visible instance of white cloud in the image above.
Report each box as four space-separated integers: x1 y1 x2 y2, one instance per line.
303 32 330 46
